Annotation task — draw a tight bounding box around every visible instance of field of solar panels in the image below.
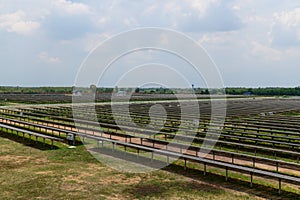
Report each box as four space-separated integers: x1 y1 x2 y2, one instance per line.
0 95 300 199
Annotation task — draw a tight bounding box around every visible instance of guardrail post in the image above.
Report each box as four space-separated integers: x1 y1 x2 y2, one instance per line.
73 135 76 145
278 178 281 194
250 172 253 188
204 163 207 176
184 158 187 170
151 151 153 163
225 167 228 181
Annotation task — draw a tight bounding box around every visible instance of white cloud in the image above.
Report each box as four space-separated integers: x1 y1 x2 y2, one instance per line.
38 51 61 63
270 8 300 46
83 33 111 52
123 17 138 27
98 16 109 26
187 0 220 16
284 47 300 57
199 33 228 44
1 1 300 87
274 8 300 27
251 41 281 61
0 10 40 35
176 0 243 32
52 0 91 15
93 0 241 33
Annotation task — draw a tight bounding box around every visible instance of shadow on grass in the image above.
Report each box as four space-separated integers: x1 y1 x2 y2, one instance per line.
0 131 60 150
164 164 299 200
89 147 300 200
125 179 224 199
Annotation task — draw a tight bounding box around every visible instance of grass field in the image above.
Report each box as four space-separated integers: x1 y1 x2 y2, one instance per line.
1 133 299 200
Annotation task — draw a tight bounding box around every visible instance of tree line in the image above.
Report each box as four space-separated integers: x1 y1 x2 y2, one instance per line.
0 86 300 96
224 87 300 96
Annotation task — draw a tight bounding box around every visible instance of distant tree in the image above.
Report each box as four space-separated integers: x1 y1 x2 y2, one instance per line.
90 84 97 93
114 86 119 93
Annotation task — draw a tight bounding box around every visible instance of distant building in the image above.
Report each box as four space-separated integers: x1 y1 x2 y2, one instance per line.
72 90 82 96
117 91 126 97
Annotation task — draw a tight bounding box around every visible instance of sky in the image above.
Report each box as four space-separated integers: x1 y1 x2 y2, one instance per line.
0 0 299 88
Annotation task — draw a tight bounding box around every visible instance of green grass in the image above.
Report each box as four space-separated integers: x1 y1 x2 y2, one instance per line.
0 101 16 106
282 112 300 116
1 135 300 200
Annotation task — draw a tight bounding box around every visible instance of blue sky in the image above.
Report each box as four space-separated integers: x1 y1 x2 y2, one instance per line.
0 0 299 87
